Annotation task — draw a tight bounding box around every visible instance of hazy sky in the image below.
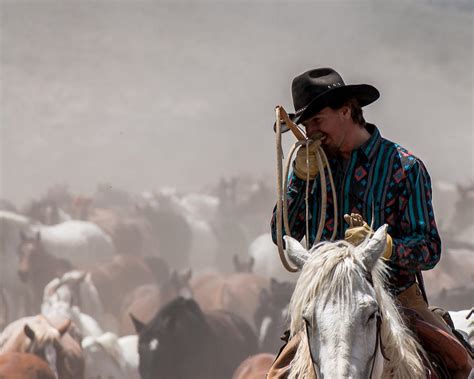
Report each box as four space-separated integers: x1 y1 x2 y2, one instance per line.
1 0 473 205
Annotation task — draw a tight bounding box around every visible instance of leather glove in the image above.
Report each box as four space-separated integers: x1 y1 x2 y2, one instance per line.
344 213 393 260
293 134 326 180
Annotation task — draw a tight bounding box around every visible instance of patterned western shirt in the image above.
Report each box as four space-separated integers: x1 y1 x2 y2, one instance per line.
271 124 441 295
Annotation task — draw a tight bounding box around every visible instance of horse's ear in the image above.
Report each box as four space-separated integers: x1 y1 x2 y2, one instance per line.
283 236 309 270
249 256 255 271
232 254 240 270
259 288 270 304
19 230 27 242
24 324 35 341
130 313 145 333
181 268 192 283
35 231 41 243
57 319 71 336
270 277 280 293
358 224 388 272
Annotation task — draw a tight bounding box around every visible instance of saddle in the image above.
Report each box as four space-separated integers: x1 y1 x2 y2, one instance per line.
400 307 472 377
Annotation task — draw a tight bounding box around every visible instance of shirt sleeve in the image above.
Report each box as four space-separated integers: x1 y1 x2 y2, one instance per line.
270 170 316 244
387 160 442 272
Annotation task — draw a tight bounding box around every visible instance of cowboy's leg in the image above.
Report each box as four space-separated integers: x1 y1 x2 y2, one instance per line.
397 283 473 377
397 284 453 334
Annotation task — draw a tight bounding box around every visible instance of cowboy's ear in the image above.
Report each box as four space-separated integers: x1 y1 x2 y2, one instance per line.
283 236 309 270
357 224 388 272
130 313 145 333
24 324 35 341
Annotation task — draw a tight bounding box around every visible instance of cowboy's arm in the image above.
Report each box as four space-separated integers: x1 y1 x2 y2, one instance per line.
386 161 441 272
271 171 317 244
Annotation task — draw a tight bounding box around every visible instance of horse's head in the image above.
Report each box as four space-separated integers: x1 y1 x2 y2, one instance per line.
131 297 210 379
23 316 71 378
284 225 425 379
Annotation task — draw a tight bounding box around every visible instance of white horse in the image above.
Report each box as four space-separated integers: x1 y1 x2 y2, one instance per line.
42 274 105 338
40 270 117 333
29 220 116 268
284 225 426 378
449 309 474 347
248 233 296 281
82 332 138 379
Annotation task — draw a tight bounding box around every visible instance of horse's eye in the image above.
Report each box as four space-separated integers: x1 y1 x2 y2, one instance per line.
367 311 377 323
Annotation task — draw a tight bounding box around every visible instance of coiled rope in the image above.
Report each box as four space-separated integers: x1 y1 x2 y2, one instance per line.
275 106 338 272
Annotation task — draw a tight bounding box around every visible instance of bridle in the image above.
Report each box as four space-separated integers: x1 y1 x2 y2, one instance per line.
303 271 390 378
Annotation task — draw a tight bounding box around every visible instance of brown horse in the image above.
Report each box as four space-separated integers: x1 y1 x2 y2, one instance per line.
0 352 56 379
232 353 276 379
17 232 73 313
119 269 192 336
0 315 84 379
192 272 270 331
89 254 160 316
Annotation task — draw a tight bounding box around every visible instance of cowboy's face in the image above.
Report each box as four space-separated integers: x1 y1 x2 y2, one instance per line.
302 105 351 157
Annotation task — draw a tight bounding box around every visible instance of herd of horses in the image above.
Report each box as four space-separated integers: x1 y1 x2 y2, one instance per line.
0 181 473 378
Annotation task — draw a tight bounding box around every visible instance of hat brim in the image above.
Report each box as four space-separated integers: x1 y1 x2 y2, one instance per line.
274 84 379 134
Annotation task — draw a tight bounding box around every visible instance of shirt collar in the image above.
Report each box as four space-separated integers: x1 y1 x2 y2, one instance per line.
358 123 381 161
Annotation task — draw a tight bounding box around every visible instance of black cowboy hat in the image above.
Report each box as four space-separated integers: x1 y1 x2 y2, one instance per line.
275 68 380 133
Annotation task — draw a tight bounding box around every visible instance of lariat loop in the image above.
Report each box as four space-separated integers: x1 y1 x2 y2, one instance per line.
275 105 338 272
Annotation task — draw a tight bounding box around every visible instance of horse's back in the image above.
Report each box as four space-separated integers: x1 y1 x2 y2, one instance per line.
0 352 56 379
232 353 276 379
35 220 115 265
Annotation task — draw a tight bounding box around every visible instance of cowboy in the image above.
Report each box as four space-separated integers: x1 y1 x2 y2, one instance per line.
269 68 472 377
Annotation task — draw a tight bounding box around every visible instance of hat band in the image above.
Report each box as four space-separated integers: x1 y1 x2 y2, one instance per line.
294 82 344 116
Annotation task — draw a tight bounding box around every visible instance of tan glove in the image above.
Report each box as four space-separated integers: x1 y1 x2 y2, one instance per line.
344 213 393 260
293 134 326 180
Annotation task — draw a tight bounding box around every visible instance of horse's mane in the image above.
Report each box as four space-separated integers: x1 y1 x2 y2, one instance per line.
288 240 426 379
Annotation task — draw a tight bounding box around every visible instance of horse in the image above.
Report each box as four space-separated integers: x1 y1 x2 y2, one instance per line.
283 225 426 378
118 334 140 379
131 296 258 379
0 211 31 321
255 278 295 353
0 314 84 379
17 232 74 313
191 271 270 332
248 233 297 281
82 332 134 379
0 352 56 379
119 269 193 336
232 353 276 379
448 309 474 347
42 274 105 338
26 220 116 267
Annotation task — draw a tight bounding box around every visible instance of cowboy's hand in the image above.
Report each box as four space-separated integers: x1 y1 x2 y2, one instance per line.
344 213 372 246
344 213 393 259
293 135 326 180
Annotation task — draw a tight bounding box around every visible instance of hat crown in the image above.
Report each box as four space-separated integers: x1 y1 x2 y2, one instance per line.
292 68 345 115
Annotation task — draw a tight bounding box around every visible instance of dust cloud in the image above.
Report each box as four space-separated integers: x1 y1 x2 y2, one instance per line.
1 0 472 205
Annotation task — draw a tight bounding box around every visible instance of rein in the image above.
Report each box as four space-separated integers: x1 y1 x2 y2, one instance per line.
275 106 338 272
